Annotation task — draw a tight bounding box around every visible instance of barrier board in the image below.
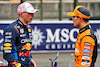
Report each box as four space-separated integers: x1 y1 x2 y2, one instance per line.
0 20 100 53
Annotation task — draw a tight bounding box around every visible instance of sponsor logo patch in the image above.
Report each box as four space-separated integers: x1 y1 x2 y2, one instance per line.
16 26 20 28
83 49 91 53
5 36 12 38
20 29 24 33
4 50 11 53
82 60 89 62
29 33 32 35
84 46 91 50
83 53 90 56
6 32 12 35
81 62 90 66
28 29 31 32
5 39 11 42
4 43 12 46
20 38 32 43
21 58 25 61
20 34 26 37
84 42 92 46
3 47 12 50
82 56 90 60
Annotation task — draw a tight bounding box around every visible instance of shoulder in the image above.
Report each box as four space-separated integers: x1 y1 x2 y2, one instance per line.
4 21 19 34
5 21 18 30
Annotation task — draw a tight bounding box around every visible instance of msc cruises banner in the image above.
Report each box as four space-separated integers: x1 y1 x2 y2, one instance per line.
0 21 100 52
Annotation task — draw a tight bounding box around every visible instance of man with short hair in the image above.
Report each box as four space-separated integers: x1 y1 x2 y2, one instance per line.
3 2 38 67
68 6 98 67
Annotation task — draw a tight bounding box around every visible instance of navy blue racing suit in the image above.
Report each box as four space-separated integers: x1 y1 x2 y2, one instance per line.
3 19 33 67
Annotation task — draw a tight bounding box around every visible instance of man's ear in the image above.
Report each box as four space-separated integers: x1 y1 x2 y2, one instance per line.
20 12 23 16
80 17 83 22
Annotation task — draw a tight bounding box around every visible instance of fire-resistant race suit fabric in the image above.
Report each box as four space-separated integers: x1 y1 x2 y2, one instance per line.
3 19 33 67
75 25 98 67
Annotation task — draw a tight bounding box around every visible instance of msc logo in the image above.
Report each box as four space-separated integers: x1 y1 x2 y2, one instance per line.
32 26 79 49
32 26 45 49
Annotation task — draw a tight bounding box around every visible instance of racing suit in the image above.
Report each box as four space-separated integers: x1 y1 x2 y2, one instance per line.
3 19 33 67
75 25 98 67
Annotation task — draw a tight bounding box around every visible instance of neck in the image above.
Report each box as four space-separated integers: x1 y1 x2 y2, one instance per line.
19 17 28 25
79 21 89 29
19 17 28 27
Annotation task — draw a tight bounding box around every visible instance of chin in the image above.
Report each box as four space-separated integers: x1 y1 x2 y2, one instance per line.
74 25 78 27
28 21 32 22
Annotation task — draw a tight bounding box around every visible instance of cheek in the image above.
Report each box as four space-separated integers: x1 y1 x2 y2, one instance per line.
33 14 34 17
73 19 80 26
72 18 77 22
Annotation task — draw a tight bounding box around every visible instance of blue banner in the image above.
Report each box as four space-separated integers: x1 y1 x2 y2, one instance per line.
0 21 100 52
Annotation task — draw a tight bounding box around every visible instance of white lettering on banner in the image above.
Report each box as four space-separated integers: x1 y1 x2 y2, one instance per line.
46 44 50 49
67 44 71 48
46 29 60 42
45 43 75 49
72 43 75 48
63 44 66 49
61 28 69 42
46 28 79 43
52 44 55 49
57 44 62 49
70 28 79 42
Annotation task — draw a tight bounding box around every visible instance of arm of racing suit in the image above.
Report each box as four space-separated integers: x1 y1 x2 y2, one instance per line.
3 26 21 67
31 59 36 67
80 36 95 67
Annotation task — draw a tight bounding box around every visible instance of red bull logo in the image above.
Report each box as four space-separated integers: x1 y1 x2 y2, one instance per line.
22 43 32 50
19 51 31 57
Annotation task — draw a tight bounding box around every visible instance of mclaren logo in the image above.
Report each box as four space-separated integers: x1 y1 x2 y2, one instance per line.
32 26 45 49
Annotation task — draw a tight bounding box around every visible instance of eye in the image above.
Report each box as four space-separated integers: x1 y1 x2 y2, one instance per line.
77 16 79 18
73 16 75 17
28 13 32 14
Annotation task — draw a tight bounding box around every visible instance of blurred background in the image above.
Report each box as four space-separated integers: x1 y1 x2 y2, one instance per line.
0 0 100 67
0 0 100 20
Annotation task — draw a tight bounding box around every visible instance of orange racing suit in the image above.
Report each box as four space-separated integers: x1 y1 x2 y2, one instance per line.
75 25 98 67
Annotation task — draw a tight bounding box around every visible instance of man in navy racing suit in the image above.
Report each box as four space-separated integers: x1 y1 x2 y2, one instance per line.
3 2 38 67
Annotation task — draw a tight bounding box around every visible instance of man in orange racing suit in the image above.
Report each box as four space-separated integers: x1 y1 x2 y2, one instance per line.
68 6 98 67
